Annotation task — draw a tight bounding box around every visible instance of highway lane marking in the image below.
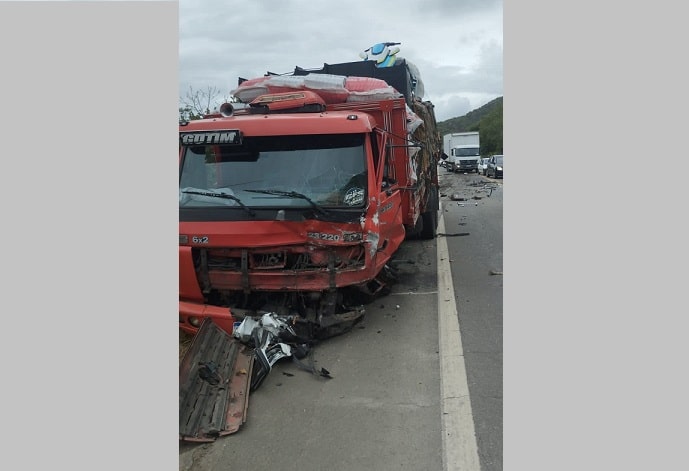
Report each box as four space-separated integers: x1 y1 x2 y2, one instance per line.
389 290 439 296
436 212 481 471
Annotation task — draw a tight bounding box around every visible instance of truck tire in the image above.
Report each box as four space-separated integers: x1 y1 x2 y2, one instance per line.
420 186 439 239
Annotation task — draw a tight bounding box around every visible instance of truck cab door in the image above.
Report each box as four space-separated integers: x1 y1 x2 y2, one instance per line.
371 130 405 258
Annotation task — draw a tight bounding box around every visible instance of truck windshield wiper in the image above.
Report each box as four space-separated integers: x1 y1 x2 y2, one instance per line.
245 189 330 216
181 189 255 217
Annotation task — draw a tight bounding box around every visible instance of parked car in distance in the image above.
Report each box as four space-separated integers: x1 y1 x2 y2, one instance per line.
478 157 490 175
486 154 503 178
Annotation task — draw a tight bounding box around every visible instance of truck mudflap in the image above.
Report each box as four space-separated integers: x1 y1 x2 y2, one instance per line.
179 318 253 442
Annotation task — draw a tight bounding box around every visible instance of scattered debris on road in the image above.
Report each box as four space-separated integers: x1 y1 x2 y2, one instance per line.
233 312 336 392
179 310 344 443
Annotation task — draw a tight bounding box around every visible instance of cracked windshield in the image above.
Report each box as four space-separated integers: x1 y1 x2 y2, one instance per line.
179 133 367 209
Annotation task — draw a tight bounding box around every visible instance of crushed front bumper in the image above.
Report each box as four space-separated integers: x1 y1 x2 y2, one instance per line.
179 300 234 335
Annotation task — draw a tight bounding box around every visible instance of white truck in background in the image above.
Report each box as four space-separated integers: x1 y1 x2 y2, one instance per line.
443 132 480 173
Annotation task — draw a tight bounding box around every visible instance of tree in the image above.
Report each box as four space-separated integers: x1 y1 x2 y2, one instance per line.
179 85 233 121
478 106 503 156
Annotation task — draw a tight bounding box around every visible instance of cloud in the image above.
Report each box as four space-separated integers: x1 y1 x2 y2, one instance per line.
179 0 503 122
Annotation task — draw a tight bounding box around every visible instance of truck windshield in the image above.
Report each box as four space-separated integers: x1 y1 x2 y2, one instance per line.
179 134 367 209
455 147 480 157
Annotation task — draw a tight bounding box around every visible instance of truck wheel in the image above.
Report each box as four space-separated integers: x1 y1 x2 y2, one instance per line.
420 186 439 240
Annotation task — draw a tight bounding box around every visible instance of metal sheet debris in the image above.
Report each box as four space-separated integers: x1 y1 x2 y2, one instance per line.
179 318 253 442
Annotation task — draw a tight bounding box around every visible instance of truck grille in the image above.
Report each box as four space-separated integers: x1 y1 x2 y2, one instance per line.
197 246 365 272
252 252 286 269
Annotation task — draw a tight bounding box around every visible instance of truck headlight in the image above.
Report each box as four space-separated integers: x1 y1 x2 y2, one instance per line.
497 166 503 171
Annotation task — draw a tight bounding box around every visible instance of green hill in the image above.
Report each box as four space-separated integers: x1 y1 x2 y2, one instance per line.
437 97 503 156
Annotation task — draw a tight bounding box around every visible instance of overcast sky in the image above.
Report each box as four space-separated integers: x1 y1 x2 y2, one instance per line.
180 0 502 122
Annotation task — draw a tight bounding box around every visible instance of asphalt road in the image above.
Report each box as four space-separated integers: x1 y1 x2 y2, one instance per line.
439 169 503 471
179 168 503 471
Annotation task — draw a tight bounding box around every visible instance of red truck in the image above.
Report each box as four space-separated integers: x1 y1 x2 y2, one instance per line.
179 59 441 338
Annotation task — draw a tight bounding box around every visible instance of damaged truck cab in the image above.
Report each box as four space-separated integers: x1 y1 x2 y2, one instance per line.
179 60 441 336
